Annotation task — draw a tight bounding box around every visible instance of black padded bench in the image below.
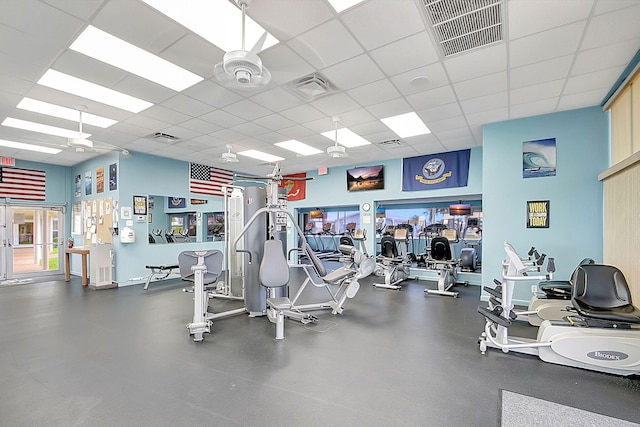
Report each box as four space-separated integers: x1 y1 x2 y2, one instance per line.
143 264 180 290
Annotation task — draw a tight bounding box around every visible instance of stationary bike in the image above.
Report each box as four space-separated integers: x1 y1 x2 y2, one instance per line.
424 229 467 298
373 227 411 290
478 242 640 376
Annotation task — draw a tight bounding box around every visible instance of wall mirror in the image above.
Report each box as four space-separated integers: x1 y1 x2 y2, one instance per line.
147 195 224 244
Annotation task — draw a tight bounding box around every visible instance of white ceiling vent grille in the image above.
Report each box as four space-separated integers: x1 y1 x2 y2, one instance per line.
146 132 179 143
290 73 333 101
422 0 503 56
378 139 401 146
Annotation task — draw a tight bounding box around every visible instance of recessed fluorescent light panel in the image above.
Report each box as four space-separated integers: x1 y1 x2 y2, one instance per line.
0 139 62 154
381 112 431 138
327 0 365 13
141 0 278 53
274 140 322 156
2 118 90 139
38 70 153 113
17 98 117 128
238 149 285 162
320 128 371 148
70 26 203 92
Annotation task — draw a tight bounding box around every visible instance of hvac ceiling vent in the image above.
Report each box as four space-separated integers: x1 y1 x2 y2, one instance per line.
290 73 333 101
422 0 503 56
149 132 179 143
378 139 402 146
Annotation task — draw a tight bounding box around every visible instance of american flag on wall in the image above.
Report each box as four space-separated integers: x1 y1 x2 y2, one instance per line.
189 163 233 197
0 167 46 201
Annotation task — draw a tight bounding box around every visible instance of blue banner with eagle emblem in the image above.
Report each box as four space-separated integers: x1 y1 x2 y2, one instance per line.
402 149 470 191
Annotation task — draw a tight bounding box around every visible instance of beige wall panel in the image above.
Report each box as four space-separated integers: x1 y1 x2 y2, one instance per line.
610 86 632 164
632 82 640 155
603 161 640 304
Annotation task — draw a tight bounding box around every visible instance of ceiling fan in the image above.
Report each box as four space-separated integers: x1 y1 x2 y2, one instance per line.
327 116 348 158
219 144 239 163
213 0 271 89
67 106 93 151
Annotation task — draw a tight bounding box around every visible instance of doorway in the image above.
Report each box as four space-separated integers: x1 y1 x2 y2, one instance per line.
0 204 65 280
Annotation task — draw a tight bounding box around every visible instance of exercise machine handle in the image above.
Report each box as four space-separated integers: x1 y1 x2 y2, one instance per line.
536 253 546 266
547 257 555 274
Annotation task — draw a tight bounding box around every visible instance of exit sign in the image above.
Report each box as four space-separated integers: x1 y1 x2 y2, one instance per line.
1 157 15 166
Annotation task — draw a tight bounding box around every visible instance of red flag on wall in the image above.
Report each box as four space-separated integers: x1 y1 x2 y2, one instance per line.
279 173 307 201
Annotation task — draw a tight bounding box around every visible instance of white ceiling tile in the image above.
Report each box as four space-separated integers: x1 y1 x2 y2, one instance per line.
581 5 640 49
347 79 402 106
223 99 272 121
162 94 214 118
366 98 412 120
556 89 606 111
563 67 625 95
509 22 584 68
509 98 559 120
278 125 318 139
309 93 361 116
259 44 316 86
370 31 440 76
594 0 639 14
288 19 363 68
251 87 305 112
427 116 469 133
183 81 242 108
572 40 639 76
160 125 202 141
461 92 508 115
390 62 450 96
252 114 297 131
160 33 222 79
508 0 593 40
229 122 271 137
406 85 457 111
444 43 507 82
51 50 128 88
417 103 463 123
341 0 425 50
510 80 564 105
178 118 221 134
247 0 334 41
280 104 325 123
321 55 385 91
140 105 191 125
208 128 247 143
255 132 288 144
465 108 509 126
453 72 507 101
199 110 245 128
338 108 377 127
509 55 573 89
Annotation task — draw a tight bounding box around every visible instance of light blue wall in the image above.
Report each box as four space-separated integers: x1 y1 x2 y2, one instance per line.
482 107 608 304
288 147 483 255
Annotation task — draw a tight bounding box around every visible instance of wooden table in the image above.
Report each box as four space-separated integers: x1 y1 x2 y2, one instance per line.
65 247 90 286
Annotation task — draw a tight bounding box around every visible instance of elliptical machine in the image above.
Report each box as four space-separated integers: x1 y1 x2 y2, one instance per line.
478 242 640 376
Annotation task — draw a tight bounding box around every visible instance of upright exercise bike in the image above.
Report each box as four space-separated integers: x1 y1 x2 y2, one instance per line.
478 242 640 376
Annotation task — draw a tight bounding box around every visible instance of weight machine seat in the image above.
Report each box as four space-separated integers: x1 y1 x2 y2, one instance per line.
178 250 223 285
431 236 452 261
379 235 398 258
259 239 290 289
303 243 359 284
539 258 595 299
571 264 640 325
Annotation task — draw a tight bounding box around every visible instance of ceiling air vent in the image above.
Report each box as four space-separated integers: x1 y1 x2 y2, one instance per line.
290 73 332 101
149 132 179 143
378 139 401 147
422 0 503 56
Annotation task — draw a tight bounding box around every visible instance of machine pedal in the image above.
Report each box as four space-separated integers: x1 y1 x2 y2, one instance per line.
489 296 502 307
477 306 512 328
483 286 502 298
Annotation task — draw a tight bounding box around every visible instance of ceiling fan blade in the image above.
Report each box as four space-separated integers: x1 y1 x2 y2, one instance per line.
248 31 267 56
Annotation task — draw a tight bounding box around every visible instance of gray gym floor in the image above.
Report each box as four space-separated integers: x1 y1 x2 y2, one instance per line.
1 273 639 426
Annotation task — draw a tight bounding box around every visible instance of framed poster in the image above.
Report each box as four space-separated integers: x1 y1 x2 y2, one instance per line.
133 195 147 215
96 167 104 193
523 138 556 178
526 200 549 228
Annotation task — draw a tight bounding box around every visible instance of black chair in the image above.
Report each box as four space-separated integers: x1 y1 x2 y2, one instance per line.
571 264 640 327
379 235 397 258
539 258 595 299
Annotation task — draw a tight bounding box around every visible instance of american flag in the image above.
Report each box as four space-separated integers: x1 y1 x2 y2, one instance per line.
0 167 46 201
189 163 233 197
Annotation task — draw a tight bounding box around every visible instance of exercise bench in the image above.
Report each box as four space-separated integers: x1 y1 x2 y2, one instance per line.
143 264 180 290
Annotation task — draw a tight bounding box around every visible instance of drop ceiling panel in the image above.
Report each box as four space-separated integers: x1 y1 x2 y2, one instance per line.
248 0 334 41
288 19 363 68
183 81 243 109
159 33 223 78
510 80 564 105
444 44 507 83
280 104 325 123
417 102 464 123
461 92 508 115
593 0 638 14
320 54 385 91
406 85 457 111
557 89 607 111
453 72 508 101
51 50 130 88
508 0 593 40
140 105 191 125
347 79 402 107
369 31 440 77
365 98 412 120
162 94 215 118
509 22 584 68
465 107 509 126
228 122 271 138
572 40 639 76
509 98 559 120
581 5 640 49
199 110 245 128
563 67 625 95
509 55 573 89
224 99 272 121
178 118 221 134
309 92 361 116
252 114 297 131
251 87 305 112
390 63 450 96
341 0 425 50
259 44 316 86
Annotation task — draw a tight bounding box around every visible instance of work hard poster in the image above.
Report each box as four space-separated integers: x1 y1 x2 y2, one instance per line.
402 149 470 191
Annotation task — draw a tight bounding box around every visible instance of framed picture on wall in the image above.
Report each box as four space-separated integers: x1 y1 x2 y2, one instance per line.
523 138 556 178
346 165 384 191
133 195 147 215
526 200 550 228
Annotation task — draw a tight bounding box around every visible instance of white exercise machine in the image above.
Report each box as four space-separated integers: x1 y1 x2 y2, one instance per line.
373 227 412 290
424 229 466 298
478 242 640 376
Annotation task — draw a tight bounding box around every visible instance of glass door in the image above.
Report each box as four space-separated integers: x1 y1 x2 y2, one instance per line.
6 206 64 279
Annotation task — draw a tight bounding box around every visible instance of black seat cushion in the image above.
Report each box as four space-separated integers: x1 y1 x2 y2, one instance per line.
380 235 397 258
431 236 451 261
571 265 640 325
